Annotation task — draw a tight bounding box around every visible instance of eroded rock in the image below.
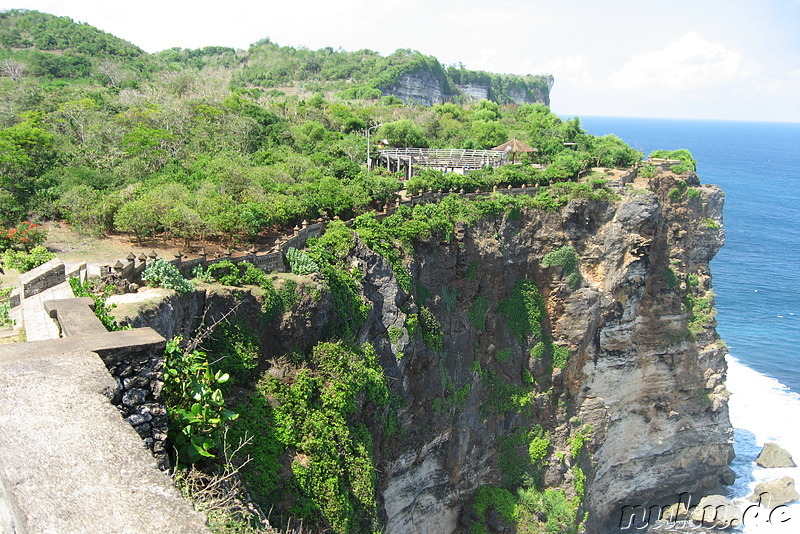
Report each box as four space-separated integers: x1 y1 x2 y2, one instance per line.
755 442 796 469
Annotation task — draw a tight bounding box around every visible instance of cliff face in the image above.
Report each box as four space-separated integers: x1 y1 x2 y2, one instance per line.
360 171 731 532
382 71 447 107
382 71 552 106
115 170 731 532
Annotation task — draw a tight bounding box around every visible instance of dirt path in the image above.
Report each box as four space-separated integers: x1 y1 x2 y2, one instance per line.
1 222 190 288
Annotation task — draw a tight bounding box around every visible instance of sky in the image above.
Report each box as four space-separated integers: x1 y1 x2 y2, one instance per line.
3 0 800 122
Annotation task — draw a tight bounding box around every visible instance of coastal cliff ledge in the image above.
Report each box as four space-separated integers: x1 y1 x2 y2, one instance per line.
112 168 732 533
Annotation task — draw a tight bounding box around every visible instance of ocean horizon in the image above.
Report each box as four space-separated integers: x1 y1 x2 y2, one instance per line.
578 116 800 531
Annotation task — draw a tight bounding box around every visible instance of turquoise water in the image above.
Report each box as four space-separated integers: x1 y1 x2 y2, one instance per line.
578 117 800 530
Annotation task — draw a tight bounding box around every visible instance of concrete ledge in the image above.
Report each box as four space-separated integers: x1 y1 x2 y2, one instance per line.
0 328 166 362
0 349 208 533
44 297 108 337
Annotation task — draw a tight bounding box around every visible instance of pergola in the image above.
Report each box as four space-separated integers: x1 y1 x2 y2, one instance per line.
377 148 509 179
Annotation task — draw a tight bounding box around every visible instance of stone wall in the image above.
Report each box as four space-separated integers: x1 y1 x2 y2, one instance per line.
101 344 170 469
18 257 65 298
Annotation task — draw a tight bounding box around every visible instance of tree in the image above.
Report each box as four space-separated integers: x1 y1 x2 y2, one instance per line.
114 198 158 243
0 112 55 223
1 60 26 81
469 120 508 149
379 120 429 148
165 203 205 248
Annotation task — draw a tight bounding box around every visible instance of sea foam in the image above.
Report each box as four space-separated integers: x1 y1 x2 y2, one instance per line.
726 354 800 532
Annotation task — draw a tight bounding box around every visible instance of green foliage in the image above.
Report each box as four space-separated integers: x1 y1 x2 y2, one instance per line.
481 367 535 415
649 149 697 172
279 278 299 310
465 260 479 280
69 276 125 331
552 345 570 369
499 426 549 490
405 313 418 337
569 425 594 460
686 187 701 198
163 336 238 465
441 285 458 312
2 244 54 273
387 325 403 344
639 163 656 179
499 279 545 342
467 294 490 331
0 282 12 327
496 348 514 363
472 486 517 533
0 9 640 248
661 267 679 289
306 226 370 342
285 247 319 275
528 427 550 469
233 341 387 533
516 487 581 534
142 259 194 293
701 218 720 229
684 290 716 338
668 180 687 202
204 320 261 388
471 422 582 534
419 306 443 351
541 245 581 287
378 119 428 148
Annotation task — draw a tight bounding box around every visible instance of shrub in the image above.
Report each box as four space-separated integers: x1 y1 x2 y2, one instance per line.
163 336 238 464
661 267 679 289
639 163 656 179
499 279 545 342
686 187 701 199
69 277 124 331
0 221 47 252
467 294 490 330
0 282 12 327
541 245 581 287
286 246 320 275
142 259 194 293
419 306 443 351
3 245 55 273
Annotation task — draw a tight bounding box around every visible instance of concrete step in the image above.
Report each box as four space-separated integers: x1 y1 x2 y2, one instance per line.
18 281 75 342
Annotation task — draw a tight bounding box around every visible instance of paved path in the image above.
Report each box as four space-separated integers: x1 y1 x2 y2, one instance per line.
0 345 208 534
8 280 74 341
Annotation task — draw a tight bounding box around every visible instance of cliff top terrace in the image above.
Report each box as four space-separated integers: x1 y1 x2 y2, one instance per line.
378 148 510 177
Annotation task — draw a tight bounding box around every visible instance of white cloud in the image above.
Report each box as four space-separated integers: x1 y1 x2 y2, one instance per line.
609 32 753 91
539 55 592 87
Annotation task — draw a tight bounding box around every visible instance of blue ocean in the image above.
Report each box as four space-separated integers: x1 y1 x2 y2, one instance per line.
579 117 800 532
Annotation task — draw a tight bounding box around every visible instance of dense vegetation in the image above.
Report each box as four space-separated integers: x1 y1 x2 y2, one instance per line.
1 10 650 533
0 9 643 251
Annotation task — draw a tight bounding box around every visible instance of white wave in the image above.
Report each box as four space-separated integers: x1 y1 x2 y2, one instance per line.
726 354 800 532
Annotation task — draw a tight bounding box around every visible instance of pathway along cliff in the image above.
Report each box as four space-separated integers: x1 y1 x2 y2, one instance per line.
113 166 733 533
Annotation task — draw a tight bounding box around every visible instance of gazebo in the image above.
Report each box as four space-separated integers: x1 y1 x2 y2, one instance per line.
492 139 537 164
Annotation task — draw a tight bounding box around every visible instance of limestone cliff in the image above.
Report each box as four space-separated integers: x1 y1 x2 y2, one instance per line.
381 69 552 106
113 168 732 533
358 170 731 532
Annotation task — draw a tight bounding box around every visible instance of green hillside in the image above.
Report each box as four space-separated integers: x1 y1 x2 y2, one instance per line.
0 9 640 251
